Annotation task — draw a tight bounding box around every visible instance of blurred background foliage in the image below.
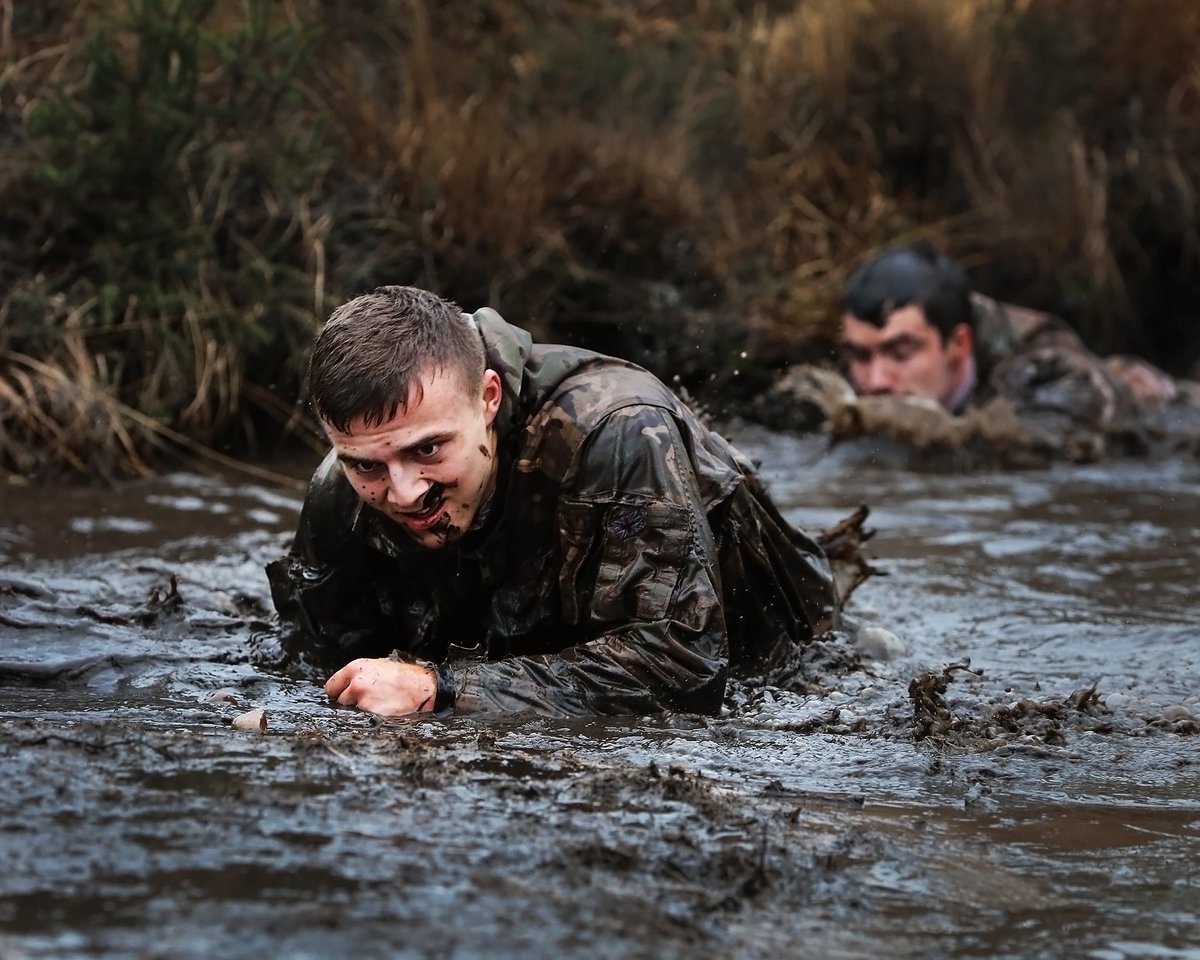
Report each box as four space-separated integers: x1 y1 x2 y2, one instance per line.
2 0 1199 477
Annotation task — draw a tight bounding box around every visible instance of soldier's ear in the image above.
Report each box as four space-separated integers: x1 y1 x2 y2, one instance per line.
950 323 974 360
481 369 503 424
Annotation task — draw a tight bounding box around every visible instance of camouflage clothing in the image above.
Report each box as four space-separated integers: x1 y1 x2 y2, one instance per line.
267 309 838 717
969 292 1086 373
971 293 1200 457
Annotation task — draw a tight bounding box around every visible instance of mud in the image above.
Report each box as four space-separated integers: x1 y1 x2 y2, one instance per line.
2 438 1199 960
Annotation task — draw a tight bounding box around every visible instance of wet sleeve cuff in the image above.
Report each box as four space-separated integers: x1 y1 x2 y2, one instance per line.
433 661 457 713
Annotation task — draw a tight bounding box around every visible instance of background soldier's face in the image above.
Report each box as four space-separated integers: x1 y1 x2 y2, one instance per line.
324 366 503 548
840 305 973 409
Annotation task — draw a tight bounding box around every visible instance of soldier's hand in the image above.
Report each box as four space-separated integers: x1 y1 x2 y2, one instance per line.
324 658 437 717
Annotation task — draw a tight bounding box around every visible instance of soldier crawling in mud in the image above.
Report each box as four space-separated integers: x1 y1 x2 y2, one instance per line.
268 286 860 718
768 242 1200 463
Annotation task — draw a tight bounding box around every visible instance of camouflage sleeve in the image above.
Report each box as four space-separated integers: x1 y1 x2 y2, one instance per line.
265 463 396 672
265 534 393 674
448 405 729 717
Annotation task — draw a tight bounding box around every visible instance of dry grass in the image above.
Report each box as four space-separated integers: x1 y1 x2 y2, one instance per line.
4 0 1200 477
0 328 154 481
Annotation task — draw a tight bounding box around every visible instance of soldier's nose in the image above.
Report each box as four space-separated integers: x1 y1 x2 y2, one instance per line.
384 465 430 510
862 360 896 394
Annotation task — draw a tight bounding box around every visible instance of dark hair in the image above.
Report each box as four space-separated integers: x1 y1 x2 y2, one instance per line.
307 285 487 432
841 242 972 341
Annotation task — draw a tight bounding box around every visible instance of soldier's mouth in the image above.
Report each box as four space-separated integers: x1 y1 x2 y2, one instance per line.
399 485 448 531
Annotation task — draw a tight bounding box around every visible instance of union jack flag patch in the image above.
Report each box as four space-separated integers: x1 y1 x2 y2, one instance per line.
608 506 648 541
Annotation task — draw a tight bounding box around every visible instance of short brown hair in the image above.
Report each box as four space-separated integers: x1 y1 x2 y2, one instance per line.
308 286 487 432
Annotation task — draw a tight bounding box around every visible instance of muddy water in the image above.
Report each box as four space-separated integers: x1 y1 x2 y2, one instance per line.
1 432 1198 960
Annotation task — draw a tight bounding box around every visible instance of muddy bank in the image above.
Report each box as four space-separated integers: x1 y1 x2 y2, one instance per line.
1 443 1199 959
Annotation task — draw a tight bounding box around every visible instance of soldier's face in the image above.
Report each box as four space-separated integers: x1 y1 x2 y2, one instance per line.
840 305 973 409
324 366 503 549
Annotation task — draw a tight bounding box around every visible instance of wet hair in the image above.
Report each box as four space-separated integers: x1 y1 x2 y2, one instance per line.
307 285 487 433
841 242 972 342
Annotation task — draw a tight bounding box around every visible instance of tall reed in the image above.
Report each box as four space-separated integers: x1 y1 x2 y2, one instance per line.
3 0 1199 477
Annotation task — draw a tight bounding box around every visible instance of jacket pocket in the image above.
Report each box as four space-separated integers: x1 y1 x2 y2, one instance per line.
590 501 693 624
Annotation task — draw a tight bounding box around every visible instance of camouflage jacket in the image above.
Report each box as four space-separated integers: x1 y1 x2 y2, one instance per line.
267 309 837 718
971 293 1084 380
970 293 1189 457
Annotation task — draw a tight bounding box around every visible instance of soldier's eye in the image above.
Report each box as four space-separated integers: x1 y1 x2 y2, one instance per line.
415 441 442 459
350 460 381 475
884 338 922 362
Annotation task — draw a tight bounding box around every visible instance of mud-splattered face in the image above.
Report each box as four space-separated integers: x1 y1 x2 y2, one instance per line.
841 305 974 410
324 366 503 549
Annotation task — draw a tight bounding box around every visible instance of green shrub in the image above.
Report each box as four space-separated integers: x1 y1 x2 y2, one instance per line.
7 0 331 472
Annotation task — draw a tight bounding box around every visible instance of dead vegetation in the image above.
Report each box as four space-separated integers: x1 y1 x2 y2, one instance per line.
907 661 1128 750
4 0 1200 477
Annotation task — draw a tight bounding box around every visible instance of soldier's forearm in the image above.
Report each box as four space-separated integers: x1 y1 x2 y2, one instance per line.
445 623 727 718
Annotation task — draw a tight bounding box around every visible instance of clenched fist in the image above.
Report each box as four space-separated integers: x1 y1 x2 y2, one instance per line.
324 658 438 717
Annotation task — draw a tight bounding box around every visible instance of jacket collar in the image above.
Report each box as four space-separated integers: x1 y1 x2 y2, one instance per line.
471 307 532 449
